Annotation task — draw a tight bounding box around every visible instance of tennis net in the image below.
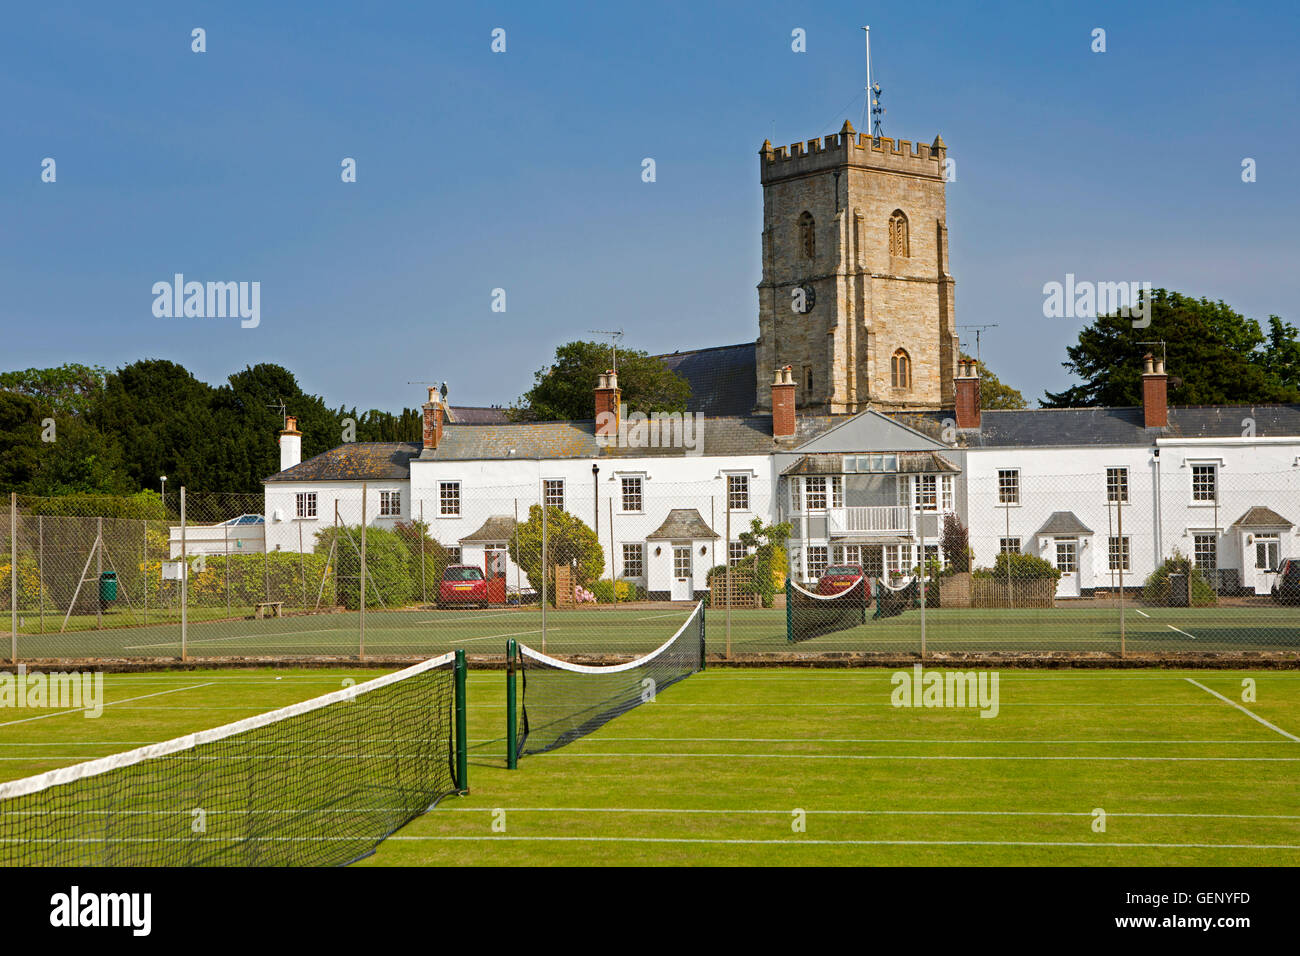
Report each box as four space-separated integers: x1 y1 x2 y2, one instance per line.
0 651 466 867
787 577 870 642
514 601 704 757
876 576 920 618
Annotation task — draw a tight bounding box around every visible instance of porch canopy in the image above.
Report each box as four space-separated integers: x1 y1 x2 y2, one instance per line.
460 515 517 544
646 509 719 540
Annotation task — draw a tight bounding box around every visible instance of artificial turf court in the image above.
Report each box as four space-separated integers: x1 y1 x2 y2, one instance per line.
1 666 1297 865
9 601 1300 659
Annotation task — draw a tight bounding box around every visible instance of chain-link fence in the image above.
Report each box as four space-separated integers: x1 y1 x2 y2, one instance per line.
3 468 1298 663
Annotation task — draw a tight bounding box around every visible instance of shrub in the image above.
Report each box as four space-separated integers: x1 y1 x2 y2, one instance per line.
974 551 1061 582
1143 550 1217 606
592 580 617 604
941 513 971 572
314 525 413 609
393 520 453 603
508 505 603 605
613 579 642 602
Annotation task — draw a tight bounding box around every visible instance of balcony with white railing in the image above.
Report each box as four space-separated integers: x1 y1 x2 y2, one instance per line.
825 505 912 536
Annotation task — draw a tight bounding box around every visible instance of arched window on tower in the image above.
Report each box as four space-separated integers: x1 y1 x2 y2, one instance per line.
798 212 815 259
891 349 912 389
888 210 909 257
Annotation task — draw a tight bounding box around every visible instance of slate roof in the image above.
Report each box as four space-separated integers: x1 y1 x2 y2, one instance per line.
460 515 518 543
656 343 758 417
897 405 1300 448
1231 506 1295 529
265 442 421 482
646 508 719 540
781 451 961 476
449 406 510 425
1035 511 1094 536
416 414 839 462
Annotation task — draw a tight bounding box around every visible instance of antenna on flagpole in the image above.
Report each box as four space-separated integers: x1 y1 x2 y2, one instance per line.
863 25 884 144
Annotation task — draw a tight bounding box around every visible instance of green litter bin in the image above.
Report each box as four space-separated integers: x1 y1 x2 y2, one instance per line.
98 571 118 602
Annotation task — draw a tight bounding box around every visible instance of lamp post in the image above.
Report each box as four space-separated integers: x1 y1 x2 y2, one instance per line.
160 476 167 512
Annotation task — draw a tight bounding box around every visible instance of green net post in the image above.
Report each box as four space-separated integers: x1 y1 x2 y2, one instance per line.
455 649 468 793
699 600 706 670
785 577 793 643
506 639 518 770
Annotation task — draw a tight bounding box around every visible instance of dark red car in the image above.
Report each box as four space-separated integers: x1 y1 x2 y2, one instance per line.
816 565 868 596
438 565 489 608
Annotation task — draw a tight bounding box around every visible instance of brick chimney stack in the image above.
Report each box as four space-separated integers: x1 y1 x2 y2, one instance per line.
422 387 444 451
594 370 621 439
1141 353 1168 429
954 359 981 430
772 366 796 438
279 415 302 471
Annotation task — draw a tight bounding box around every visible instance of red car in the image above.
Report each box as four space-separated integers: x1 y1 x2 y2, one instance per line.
816 565 868 596
438 565 489 608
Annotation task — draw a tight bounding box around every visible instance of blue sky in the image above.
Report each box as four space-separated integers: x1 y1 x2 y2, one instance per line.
2 0 1296 411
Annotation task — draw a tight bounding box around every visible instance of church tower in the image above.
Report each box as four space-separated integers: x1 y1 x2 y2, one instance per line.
754 121 959 414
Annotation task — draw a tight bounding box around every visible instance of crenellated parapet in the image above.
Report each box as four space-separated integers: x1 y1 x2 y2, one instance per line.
759 120 947 183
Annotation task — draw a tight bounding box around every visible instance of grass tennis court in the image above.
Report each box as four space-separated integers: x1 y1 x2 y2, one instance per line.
8 601 1300 659
3 666 1297 865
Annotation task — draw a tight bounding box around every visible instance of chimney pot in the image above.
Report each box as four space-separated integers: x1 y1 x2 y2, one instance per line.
772 366 797 438
954 360 981 430
278 414 302 471
594 369 622 438
1142 354 1168 428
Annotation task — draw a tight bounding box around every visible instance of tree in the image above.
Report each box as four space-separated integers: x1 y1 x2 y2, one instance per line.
1042 289 1300 407
960 353 1027 409
509 340 690 422
940 513 970 572
0 363 107 416
508 505 604 602
737 517 793 604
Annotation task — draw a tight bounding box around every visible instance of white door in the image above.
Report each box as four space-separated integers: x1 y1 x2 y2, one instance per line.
671 545 693 601
1054 538 1080 598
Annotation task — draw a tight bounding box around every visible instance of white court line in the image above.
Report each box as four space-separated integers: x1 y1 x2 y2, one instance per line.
535 752 1300 762
123 627 347 650
1167 624 1198 640
388 835 1300 850
1135 609 1151 618
0 682 215 728
636 612 692 621
444 807 1300 820
1184 677 1300 742
527 736 1294 745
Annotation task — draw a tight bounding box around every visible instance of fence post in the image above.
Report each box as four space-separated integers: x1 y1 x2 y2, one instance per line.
141 517 147 627
96 515 103 630
540 500 548 654
224 518 231 620
725 500 732 660
918 512 927 660
38 514 45 634
1117 495 1126 658
359 483 367 660
10 492 17 664
419 500 427 606
180 487 188 661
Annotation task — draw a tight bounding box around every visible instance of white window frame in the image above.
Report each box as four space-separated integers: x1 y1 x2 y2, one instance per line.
378 490 401 517
804 476 828 512
1193 533 1218 571
620 475 644 514
727 541 748 566
1055 538 1079 573
621 542 645 579
1107 535 1131 571
999 537 1020 554
997 469 1020 506
543 478 566 511
1106 467 1129 504
807 546 829 578
295 492 317 519
726 473 751 512
438 481 461 517
1255 535 1280 571
1190 462 1219 504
